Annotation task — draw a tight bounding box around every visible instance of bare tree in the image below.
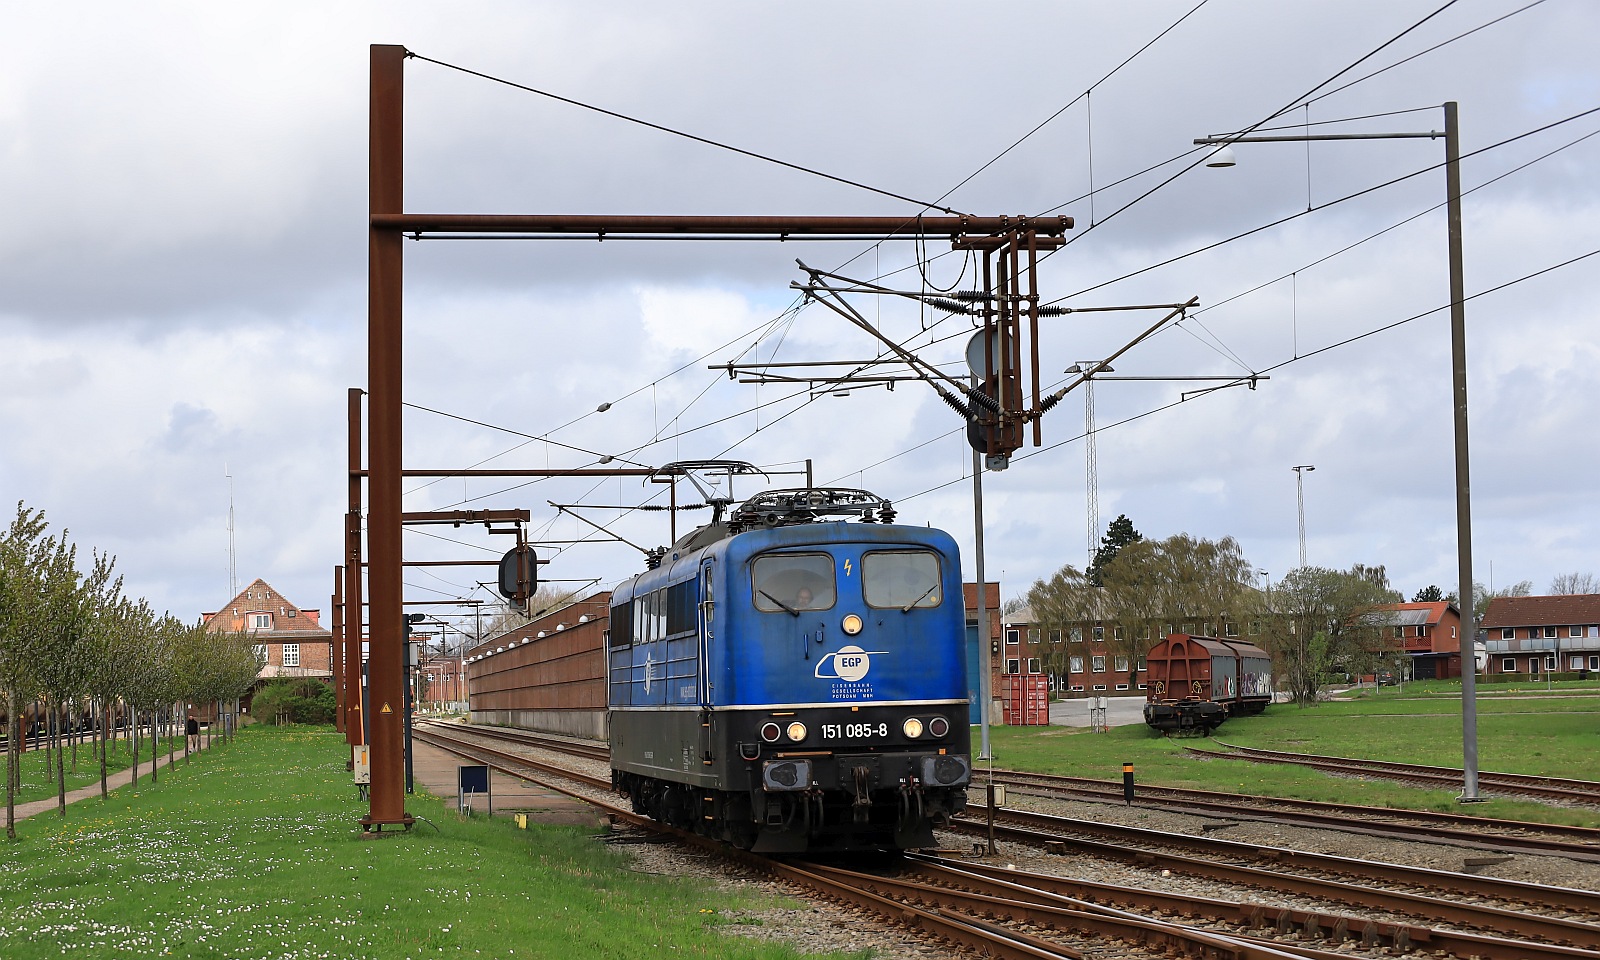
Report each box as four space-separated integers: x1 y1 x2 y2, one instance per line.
1550 572 1598 595
479 585 588 641
1454 579 1533 624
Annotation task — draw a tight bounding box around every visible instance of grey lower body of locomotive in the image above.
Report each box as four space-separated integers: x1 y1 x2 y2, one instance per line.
610 704 971 853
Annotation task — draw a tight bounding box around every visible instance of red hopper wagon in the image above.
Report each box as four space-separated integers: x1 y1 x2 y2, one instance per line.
1142 634 1273 734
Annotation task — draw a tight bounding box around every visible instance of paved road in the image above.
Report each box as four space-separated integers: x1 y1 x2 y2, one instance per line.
1049 696 1147 728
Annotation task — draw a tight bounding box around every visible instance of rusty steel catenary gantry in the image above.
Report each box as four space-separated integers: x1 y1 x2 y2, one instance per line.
349 44 1073 831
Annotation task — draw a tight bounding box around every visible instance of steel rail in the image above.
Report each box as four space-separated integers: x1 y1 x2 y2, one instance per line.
904 854 1600 960
413 725 614 792
415 720 611 763
1200 742 1600 803
944 809 1600 943
411 727 1105 958
416 725 1599 957
797 860 1317 960
432 723 1600 859
990 768 1600 862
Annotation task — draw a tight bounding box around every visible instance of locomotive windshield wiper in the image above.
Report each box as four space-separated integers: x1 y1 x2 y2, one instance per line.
901 583 939 613
759 589 801 617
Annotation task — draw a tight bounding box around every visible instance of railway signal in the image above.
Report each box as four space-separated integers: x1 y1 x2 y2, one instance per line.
498 544 538 612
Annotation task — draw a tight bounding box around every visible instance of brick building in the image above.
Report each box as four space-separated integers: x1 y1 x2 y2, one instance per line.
999 607 1149 696
1480 594 1600 677
202 578 334 682
1367 601 1462 679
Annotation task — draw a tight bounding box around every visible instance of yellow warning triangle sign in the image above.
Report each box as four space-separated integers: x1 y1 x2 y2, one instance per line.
380 703 393 714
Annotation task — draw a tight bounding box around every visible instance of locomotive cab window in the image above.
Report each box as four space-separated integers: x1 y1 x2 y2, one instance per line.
863 550 942 610
752 553 835 612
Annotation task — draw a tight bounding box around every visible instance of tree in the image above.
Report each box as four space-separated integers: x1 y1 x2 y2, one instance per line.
1086 515 1142 587
252 678 336 724
1025 566 1099 687
1100 534 1257 685
1412 585 1444 603
88 596 147 797
479 585 587 641
1028 532 1259 690
1268 564 1401 704
33 535 88 816
1452 579 1533 624
1550 572 1597 595
0 503 50 839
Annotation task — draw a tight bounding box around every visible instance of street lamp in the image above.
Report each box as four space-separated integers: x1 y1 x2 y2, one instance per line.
1197 101 1482 800
1292 464 1315 569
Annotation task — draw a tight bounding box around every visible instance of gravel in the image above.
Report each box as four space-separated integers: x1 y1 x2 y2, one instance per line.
602 788 1600 959
463 727 1600 958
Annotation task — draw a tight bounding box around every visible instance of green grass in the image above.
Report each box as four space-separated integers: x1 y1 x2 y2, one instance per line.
0 726 869 960
982 690 1600 828
4 734 167 806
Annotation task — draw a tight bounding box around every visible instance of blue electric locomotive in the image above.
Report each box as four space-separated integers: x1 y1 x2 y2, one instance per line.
608 487 972 852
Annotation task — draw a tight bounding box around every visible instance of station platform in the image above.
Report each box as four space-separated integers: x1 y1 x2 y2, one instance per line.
407 737 609 830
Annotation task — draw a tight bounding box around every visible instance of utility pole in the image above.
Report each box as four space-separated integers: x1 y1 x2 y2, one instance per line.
1199 101 1479 798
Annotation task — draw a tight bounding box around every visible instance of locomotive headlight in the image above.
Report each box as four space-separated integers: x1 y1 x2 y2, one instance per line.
785 721 807 742
841 614 863 636
902 717 924 739
760 722 782 743
928 716 950 738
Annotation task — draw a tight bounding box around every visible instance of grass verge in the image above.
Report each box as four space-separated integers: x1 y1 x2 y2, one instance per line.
0 725 868 960
985 690 1600 827
5 734 185 807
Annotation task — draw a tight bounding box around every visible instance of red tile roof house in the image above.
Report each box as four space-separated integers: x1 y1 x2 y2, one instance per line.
202 578 334 711
1367 601 1463 679
1479 594 1600 678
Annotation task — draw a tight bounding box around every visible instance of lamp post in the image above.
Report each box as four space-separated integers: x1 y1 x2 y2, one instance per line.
1197 101 1481 800
1292 465 1315 569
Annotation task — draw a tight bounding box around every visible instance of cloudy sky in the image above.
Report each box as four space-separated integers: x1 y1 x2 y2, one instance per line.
4 1 1597 635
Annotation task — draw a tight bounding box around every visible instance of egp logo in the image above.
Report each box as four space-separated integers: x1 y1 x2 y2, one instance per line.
815 644 884 682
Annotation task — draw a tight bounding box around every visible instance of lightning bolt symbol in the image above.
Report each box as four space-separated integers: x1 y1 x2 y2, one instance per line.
844 559 853 577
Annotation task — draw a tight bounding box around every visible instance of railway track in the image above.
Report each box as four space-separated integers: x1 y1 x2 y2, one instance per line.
988 766 1600 862
431 721 1600 863
415 723 1600 960
416 719 609 761
1192 741 1600 805
948 804 1600 945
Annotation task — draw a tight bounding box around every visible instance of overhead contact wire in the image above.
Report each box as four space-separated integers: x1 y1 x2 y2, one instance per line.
407 52 971 216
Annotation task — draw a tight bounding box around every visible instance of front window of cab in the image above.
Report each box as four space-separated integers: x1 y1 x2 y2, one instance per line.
864 550 942 609
752 553 835 612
